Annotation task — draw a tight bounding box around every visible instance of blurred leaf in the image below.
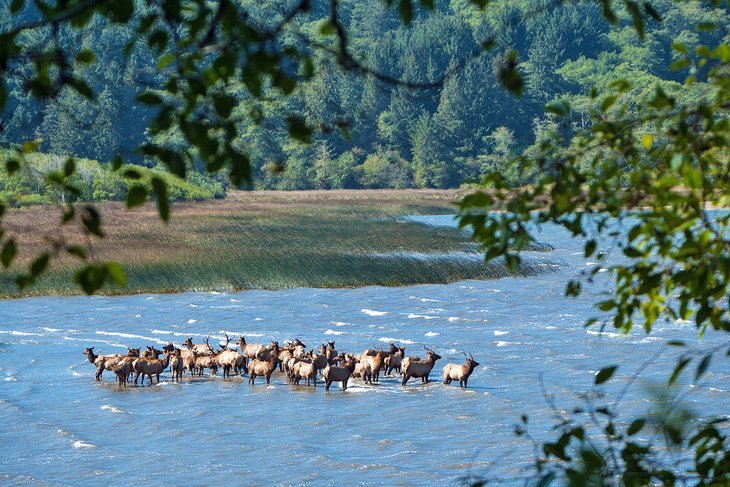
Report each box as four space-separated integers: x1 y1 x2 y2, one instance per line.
1 238 17 268
669 357 690 386
105 262 127 287
66 245 87 259
695 355 711 381
286 116 313 143
595 365 618 384
30 253 49 276
399 0 413 24
126 184 148 208
151 176 170 222
81 206 104 237
628 418 646 436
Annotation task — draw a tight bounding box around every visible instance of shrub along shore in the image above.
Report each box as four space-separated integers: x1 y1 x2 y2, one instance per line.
0 189 554 298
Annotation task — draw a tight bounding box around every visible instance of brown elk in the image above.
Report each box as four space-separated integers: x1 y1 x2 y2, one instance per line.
182 336 215 355
325 341 338 365
141 345 163 359
83 347 133 381
291 352 319 386
215 333 242 378
111 357 135 386
248 343 281 385
169 349 184 381
236 336 265 373
323 358 358 391
443 353 480 388
402 347 442 386
359 347 385 382
384 346 407 375
133 350 171 385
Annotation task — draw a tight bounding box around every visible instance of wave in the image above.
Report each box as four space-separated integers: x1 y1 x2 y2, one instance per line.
63 337 128 349
325 330 346 335
424 332 439 337
448 317 460 322
0 330 43 336
493 330 509 336
72 440 96 449
407 314 437 320
379 337 416 345
40 327 62 332
586 330 624 339
95 331 169 345
187 319 197 324
331 321 349 327
101 405 124 414
362 309 389 316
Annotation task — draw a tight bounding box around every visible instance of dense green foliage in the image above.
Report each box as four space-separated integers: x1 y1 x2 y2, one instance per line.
0 149 226 206
2 1 726 190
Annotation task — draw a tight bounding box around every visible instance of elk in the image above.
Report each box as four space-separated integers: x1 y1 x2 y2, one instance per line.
248 343 281 385
236 336 265 372
141 345 163 359
83 347 132 381
384 346 407 375
194 353 219 376
182 336 215 356
325 341 338 365
359 347 385 382
216 333 242 378
169 349 184 381
323 358 358 391
111 357 135 386
443 353 480 388
402 347 442 386
291 352 319 386
133 350 171 385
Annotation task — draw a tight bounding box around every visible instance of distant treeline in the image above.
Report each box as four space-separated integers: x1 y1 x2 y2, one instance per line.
0 0 726 191
0 150 226 207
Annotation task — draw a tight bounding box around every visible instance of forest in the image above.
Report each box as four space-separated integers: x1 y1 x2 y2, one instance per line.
1 0 727 200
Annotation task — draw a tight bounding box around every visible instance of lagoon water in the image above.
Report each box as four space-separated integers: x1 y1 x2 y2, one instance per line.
1 217 728 485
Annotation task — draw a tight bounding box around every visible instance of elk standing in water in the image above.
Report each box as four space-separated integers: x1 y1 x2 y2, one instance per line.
402 347 442 386
323 358 358 391
443 353 480 388
248 343 281 385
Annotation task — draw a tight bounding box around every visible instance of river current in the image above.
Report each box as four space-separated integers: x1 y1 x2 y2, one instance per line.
0 216 727 485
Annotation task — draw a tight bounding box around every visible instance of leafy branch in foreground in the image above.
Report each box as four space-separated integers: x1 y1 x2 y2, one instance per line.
458 8 730 485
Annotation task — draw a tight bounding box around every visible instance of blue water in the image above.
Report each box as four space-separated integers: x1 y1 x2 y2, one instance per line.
0 217 727 485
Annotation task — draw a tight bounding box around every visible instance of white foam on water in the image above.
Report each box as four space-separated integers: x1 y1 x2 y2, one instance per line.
4 375 17 382
586 262 597 267
101 405 124 414
266 385 276 390
73 441 96 449
332 321 349 327
676 319 693 325
40 327 61 332
379 337 416 345
709 388 726 392
362 309 389 316
407 314 437 320
0 330 42 336
95 331 168 345
135 314 142 318
495 341 511 347
343 386 369 393
448 317 460 322
493 330 509 336
545 325 557 330
190 304 198 308
586 330 624 339
187 319 197 324
409 296 441 303
598 268 608 273
230 299 240 303
325 330 345 335
146 297 155 300
255 317 264 321
424 332 439 337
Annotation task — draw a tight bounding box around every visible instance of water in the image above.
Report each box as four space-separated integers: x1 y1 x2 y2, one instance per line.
1 217 728 485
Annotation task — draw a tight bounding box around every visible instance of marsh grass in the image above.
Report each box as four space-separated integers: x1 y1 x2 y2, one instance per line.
0 190 558 297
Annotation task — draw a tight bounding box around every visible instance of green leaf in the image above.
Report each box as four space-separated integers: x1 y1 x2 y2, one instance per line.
628 418 646 436
286 116 313 143
30 253 49 276
10 0 25 13
68 78 94 99
697 22 716 31
105 262 127 287
6 159 20 175
73 265 105 294
151 176 170 222
601 95 617 112
584 240 597 258
1 238 17 268
399 0 413 24
695 355 711 381
545 100 570 116
598 300 615 311
126 184 148 208
75 49 95 64
669 357 690 386
137 92 163 105
81 205 104 237
66 245 87 259
63 158 75 177
213 94 237 118
595 365 618 385
625 1 645 39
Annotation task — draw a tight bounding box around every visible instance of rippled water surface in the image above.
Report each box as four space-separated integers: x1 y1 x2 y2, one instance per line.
1 217 728 485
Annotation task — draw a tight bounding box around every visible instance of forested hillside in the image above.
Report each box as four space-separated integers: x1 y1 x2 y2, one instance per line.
1 0 727 191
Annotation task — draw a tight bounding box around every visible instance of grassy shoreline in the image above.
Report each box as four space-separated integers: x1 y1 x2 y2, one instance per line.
0 189 552 298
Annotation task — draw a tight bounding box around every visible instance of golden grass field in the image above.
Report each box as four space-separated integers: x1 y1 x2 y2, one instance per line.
4 189 536 297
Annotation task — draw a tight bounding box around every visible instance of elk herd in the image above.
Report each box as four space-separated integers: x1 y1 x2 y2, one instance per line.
83 334 480 391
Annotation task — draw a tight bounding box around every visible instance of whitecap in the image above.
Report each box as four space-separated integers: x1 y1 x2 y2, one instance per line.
424 332 439 337
545 325 557 330
135 314 142 318
230 299 240 303
187 319 197 324
493 330 509 336
586 262 597 267
379 337 416 345
332 322 349 327
586 330 623 339
362 309 389 316
40 327 61 332
709 388 726 392
101 405 124 414
95 331 168 345
4 375 17 382
254 318 264 321
151 330 171 335
448 317 460 322
190 304 198 308
407 314 437 320
146 297 155 300
495 341 510 347
73 441 96 449
266 385 276 390
420 298 441 303
0 330 42 336
325 330 345 335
